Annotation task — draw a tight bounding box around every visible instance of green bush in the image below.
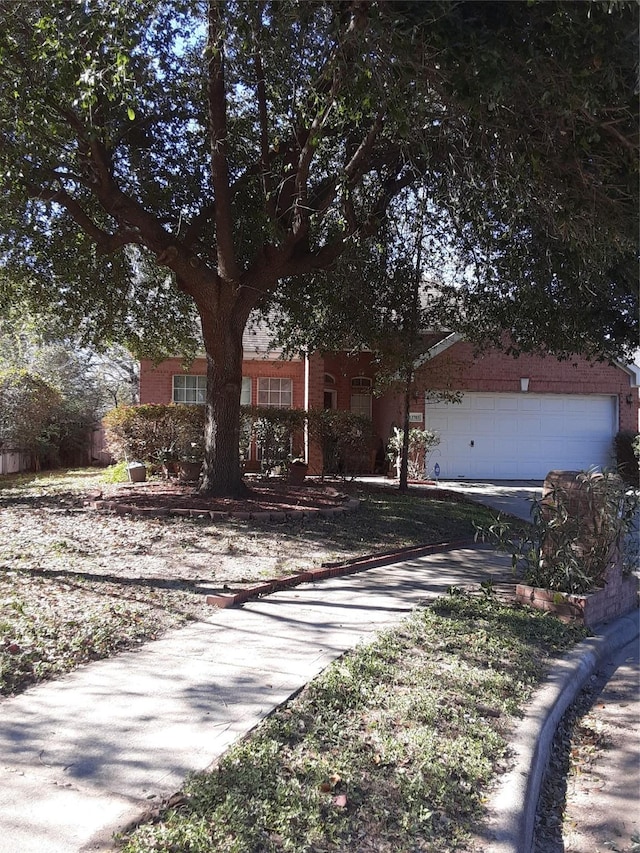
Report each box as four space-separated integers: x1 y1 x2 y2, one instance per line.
387 427 440 479
102 460 130 483
0 368 64 468
241 407 306 474
103 404 374 478
477 469 639 594
103 404 205 466
307 409 374 477
614 431 639 487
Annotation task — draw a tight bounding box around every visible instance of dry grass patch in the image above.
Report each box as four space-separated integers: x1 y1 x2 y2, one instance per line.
1 468 497 696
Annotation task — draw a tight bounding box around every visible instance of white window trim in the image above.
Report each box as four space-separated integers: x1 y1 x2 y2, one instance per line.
241 376 251 406
172 374 207 404
350 376 372 418
257 377 293 408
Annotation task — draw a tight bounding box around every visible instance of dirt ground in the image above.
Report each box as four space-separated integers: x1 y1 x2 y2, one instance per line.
96 478 351 513
0 479 356 592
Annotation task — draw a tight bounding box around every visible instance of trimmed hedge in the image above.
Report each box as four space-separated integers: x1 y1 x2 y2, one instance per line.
104 404 375 477
307 408 375 476
103 404 205 466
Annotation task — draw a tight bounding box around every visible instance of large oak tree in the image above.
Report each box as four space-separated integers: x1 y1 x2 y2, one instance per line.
1 1 637 496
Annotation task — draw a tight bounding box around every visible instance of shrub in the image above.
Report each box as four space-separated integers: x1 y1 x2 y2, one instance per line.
102 460 130 483
614 431 640 487
476 469 638 594
387 427 440 479
103 404 374 478
307 409 375 477
103 404 205 467
242 407 306 474
0 368 63 468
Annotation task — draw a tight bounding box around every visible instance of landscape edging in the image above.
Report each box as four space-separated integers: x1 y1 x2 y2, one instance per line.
89 496 360 521
205 539 476 608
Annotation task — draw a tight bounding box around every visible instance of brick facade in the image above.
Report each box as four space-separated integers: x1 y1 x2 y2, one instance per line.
138 341 638 475
139 356 306 409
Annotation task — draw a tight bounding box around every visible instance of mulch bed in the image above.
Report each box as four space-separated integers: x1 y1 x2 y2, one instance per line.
96 479 353 514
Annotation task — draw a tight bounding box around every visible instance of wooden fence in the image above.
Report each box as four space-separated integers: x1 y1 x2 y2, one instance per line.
0 449 31 475
0 425 112 476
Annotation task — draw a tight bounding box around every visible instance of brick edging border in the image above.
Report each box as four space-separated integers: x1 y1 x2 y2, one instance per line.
87 496 361 522
205 538 476 608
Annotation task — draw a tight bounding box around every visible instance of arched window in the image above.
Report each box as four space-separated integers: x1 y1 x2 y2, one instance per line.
350 376 372 418
324 373 337 409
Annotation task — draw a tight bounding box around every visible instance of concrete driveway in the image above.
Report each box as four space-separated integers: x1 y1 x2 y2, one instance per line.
430 479 543 522
360 476 542 523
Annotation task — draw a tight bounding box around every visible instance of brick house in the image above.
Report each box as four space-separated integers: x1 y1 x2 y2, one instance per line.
139 327 639 480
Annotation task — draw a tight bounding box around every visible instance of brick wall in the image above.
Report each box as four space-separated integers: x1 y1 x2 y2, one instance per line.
322 352 377 411
139 356 305 407
515 578 638 628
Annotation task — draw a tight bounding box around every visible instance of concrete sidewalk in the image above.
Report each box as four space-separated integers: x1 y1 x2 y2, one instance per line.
0 540 636 853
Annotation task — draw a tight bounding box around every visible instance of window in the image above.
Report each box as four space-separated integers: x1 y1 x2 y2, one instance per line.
241 377 251 406
350 376 372 418
324 373 337 410
257 377 292 408
173 375 252 405
173 375 206 404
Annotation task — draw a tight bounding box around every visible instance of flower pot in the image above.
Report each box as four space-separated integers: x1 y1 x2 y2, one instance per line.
287 462 308 486
127 462 146 483
178 460 202 482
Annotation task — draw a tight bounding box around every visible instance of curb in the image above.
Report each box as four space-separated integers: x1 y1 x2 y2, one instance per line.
206 538 477 608
484 607 640 853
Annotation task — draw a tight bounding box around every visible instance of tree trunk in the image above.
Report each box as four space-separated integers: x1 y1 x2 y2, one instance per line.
198 300 250 498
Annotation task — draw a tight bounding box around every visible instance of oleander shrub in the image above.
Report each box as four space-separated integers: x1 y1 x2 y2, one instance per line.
476 469 639 594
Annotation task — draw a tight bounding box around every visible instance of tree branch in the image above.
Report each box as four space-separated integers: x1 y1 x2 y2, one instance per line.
182 203 217 248
27 183 141 254
207 0 240 280
344 112 385 185
250 2 277 221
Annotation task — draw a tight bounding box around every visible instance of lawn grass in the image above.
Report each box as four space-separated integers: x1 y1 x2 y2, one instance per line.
1 469 500 696
118 592 587 853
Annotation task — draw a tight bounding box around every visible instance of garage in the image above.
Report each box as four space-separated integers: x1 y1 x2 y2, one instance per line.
425 393 617 480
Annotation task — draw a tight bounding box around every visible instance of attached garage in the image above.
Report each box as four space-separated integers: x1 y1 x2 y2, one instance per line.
425 393 617 480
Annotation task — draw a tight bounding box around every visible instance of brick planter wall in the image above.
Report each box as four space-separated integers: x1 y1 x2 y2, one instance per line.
516 576 639 628
516 470 639 627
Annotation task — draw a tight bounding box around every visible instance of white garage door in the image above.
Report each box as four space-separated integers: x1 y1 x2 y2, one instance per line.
425 393 617 480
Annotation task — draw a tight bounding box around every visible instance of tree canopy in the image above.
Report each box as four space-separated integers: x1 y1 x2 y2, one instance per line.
0 0 637 494
272 1 639 363
0 306 138 466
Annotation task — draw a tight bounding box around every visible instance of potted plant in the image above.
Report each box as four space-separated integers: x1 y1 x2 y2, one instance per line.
176 439 204 483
